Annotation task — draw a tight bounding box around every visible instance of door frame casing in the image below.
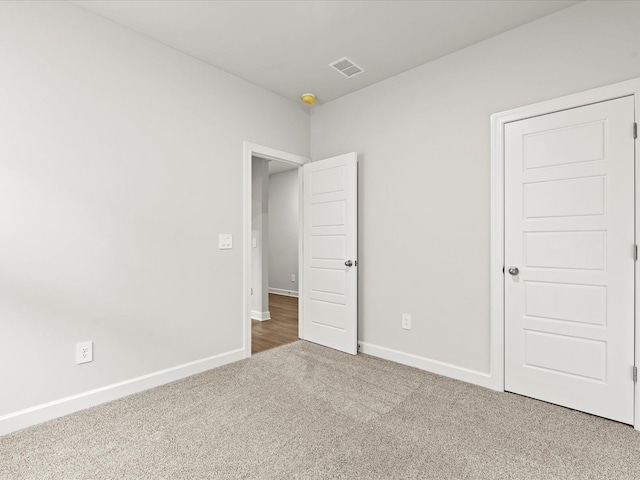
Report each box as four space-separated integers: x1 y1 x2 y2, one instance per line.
490 78 640 430
242 142 309 358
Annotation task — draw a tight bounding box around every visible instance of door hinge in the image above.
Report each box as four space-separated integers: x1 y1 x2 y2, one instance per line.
634 366 637 383
634 122 638 139
635 245 638 261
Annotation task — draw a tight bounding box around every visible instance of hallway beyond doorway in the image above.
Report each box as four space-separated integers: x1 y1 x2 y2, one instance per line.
252 293 298 354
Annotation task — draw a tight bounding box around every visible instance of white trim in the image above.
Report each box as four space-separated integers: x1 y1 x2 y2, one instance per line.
491 77 640 430
251 310 271 321
268 287 299 298
297 167 305 340
359 342 493 389
243 142 309 359
0 348 244 437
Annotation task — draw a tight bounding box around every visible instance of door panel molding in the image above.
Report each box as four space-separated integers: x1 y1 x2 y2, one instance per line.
491 78 640 430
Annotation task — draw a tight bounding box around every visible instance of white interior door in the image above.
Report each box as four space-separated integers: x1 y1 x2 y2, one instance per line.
504 96 635 424
302 153 357 355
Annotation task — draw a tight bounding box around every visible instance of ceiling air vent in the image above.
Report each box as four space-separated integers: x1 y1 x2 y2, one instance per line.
329 57 364 78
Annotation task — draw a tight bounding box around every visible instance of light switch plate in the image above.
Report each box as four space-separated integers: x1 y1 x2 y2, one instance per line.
219 234 233 249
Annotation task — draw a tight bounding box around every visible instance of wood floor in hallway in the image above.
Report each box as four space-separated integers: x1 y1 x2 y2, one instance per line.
251 293 298 354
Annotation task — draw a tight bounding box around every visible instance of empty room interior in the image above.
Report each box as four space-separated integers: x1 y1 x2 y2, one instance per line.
3 1 640 478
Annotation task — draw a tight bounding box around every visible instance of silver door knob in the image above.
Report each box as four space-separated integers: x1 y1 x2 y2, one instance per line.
345 260 353 267
508 266 519 276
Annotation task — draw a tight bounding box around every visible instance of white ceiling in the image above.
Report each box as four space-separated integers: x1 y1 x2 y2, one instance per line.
268 160 298 176
72 0 580 105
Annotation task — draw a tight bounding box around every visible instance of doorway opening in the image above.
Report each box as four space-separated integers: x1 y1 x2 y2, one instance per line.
242 143 309 358
243 142 359 358
251 154 301 354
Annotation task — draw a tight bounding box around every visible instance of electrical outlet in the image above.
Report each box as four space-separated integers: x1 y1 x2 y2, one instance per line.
402 314 412 330
291 274 296 282
76 341 93 364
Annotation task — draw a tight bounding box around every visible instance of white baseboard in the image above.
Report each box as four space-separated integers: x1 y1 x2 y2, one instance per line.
251 310 271 321
268 288 298 298
358 342 493 389
0 348 245 437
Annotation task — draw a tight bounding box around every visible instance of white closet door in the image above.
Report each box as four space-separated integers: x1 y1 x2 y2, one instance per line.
504 96 635 424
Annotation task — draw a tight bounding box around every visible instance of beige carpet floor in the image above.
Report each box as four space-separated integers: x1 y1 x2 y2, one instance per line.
1 341 640 479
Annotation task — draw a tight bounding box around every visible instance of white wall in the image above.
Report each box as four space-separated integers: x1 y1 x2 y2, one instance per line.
268 168 299 295
0 0 308 428
251 158 270 318
310 1 640 379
